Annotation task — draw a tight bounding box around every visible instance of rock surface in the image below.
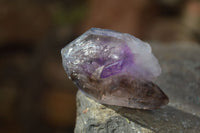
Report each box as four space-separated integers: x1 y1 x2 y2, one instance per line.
74 43 200 133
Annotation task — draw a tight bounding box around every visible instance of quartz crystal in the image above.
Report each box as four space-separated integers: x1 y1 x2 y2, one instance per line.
61 28 169 109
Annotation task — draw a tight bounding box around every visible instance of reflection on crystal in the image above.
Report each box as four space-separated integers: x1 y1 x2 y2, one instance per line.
61 28 168 109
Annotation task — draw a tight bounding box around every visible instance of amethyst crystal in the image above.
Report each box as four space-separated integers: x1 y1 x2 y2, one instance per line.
61 28 169 109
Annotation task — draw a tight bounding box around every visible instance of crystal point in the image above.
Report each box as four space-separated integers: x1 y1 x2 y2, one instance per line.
61 28 168 109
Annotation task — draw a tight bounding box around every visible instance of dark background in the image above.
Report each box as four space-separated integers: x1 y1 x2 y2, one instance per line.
0 0 199 133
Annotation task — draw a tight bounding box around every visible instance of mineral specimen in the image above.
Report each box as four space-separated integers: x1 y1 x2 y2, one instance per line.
61 28 169 109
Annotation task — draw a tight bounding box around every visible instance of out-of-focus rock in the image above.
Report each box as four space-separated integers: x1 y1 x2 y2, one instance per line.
81 0 157 38
42 89 76 127
153 43 200 116
146 19 195 42
182 0 200 42
0 1 51 44
75 43 200 133
0 86 17 121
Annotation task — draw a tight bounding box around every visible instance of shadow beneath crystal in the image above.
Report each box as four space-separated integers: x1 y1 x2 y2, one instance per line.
103 104 200 132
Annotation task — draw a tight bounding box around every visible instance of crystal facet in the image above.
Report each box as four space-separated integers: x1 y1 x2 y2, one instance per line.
61 28 169 109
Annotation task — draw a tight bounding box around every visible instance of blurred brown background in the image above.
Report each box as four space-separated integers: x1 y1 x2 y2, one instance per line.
0 0 199 133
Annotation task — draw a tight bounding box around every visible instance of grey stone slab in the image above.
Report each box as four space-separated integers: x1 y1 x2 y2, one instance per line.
75 43 200 133
152 43 200 117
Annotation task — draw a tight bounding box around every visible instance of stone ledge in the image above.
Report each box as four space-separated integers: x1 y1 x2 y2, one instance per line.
74 43 200 133
75 90 200 133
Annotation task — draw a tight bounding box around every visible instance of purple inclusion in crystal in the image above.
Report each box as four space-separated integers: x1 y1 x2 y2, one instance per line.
100 59 124 78
61 28 169 109
100 44 134 78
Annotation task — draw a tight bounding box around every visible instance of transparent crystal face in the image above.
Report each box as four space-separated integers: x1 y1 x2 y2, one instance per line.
61 28 168 109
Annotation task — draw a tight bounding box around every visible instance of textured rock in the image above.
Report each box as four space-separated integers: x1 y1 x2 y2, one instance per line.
75 43 200 133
